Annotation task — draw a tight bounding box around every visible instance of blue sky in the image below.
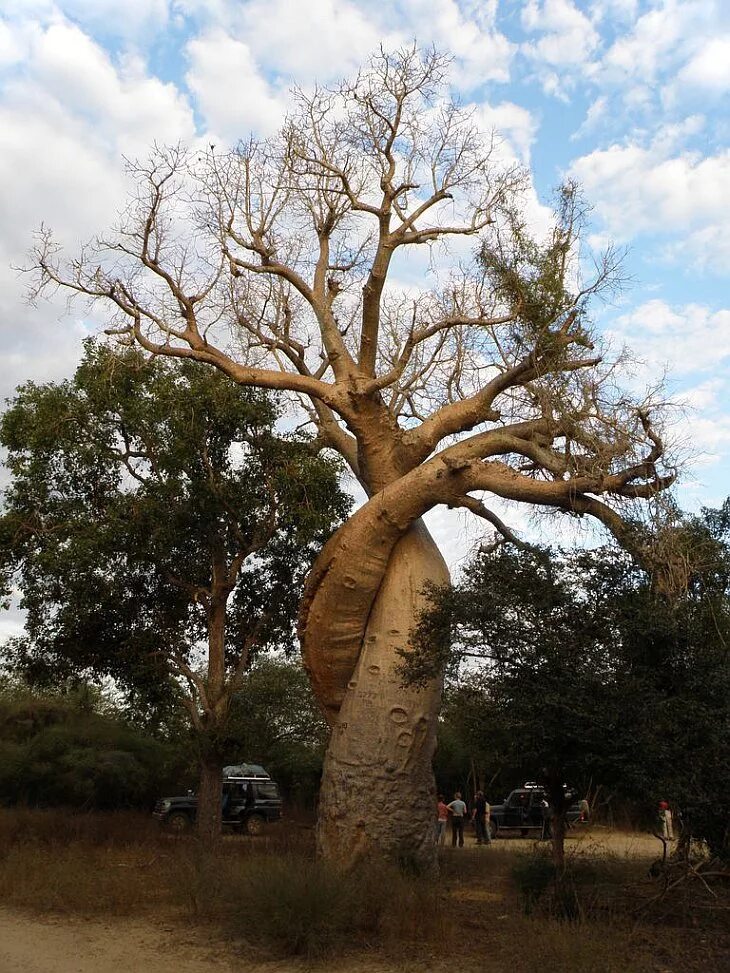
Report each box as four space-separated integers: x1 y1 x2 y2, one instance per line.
0 0 728 587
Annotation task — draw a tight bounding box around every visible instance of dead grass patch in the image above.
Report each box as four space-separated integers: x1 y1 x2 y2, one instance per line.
0 810 726 971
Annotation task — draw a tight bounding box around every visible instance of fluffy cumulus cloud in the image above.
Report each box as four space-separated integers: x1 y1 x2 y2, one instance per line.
185 29 286 139
181 0 513 103
395 0 513 87
0 9 196 410
522 0 600 66
677 35 730 92
607 299 730 476
521 0 600 96
609 300 730 377
56 0 171 37
227 0 384 82
569 140 730 271
476 100 538 165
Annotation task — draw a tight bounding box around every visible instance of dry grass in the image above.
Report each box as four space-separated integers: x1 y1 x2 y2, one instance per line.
0 809 726 971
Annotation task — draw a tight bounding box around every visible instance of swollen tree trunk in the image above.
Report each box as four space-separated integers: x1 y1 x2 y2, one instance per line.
313 522 449 870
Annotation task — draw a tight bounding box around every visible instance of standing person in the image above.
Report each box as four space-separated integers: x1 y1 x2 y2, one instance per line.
472 790 488 844
484 795 493 844
435 794 449 846
658 800 674 840
540 798 552 840
448 791 467 847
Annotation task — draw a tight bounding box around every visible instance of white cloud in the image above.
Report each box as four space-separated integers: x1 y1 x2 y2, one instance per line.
395 0 513 87
61 0 170 35
185 29 285 140
573 95 607 138
522 0 600 66
0 15 196 410
180 0 513 90
568 140 730 271
677 35 730 92
476 101 538 164
230 0 383 83
602 0 703 82
27 22 195 154
608 300 730 377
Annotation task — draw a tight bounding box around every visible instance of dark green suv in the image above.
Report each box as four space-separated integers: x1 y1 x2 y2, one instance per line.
153 774 283 835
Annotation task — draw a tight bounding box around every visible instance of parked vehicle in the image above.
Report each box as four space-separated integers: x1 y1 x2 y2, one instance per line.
153 766 282 835
488 783 584 839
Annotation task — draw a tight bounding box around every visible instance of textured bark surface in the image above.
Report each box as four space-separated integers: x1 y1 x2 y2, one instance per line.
314 521 449 869
196 756 224 847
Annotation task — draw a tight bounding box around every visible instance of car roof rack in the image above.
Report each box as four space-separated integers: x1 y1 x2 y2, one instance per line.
222 763 271 779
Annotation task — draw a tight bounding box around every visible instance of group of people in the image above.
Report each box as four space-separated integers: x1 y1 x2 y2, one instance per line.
436 791 492 847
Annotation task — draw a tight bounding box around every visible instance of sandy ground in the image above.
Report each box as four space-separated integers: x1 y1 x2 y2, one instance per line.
0 909 423 973
0 910 242 973
0 831 664 973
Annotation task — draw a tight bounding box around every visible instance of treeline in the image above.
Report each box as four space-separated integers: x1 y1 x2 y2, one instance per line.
0 657 327 811
411 505 730 862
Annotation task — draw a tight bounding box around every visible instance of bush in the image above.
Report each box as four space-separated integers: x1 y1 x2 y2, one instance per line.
224 855 446 959
0 688 188 809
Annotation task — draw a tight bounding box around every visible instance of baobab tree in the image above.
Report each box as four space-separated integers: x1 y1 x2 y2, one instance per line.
30 48 673 868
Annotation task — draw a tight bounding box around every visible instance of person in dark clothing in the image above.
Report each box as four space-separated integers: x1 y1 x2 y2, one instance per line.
540 798 552 840
473 790 488 844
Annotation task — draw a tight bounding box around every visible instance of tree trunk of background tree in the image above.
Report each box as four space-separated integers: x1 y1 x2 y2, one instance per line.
551 812 566 869
197 754 224 847
313 522 449 870
196 592 229 847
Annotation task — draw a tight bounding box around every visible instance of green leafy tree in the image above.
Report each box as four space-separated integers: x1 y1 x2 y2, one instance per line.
407 516 730 864
0 683 188 809
227 657 328 806
0 343 350 843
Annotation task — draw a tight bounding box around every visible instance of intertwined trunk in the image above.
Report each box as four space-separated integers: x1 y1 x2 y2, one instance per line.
302 518 449 869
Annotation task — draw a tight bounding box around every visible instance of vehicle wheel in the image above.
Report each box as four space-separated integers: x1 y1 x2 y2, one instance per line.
166 812 191 834
488 820 498 840
245 814 266 836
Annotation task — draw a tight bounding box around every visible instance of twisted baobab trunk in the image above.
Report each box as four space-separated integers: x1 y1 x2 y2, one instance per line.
301 515 448 869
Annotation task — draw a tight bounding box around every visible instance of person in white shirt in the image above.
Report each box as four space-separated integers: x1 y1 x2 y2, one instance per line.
448 791 467 847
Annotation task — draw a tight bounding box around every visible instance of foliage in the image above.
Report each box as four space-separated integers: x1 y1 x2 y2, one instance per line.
226 657 327 804
0 342 349 700
408 504 730 857
0 342 349 738
0 685 187 809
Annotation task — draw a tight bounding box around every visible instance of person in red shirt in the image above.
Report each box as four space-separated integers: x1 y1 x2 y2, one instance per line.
658 799 674 840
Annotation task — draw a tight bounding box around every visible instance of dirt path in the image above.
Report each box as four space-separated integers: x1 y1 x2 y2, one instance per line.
0 908 407 973
0 910 245 973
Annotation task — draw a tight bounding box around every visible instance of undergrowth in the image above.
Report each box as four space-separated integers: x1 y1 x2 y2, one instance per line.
0 809 726 970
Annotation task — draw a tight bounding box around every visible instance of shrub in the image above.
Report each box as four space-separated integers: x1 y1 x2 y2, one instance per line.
223 855 446 959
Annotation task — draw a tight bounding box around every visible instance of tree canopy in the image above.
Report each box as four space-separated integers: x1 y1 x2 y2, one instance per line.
406 507 730 860
0 342 350 839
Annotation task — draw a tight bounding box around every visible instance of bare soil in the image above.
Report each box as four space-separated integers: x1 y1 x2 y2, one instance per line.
0 909 420 973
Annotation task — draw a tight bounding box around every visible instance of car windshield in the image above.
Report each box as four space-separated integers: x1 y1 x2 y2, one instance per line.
256 782 279 800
